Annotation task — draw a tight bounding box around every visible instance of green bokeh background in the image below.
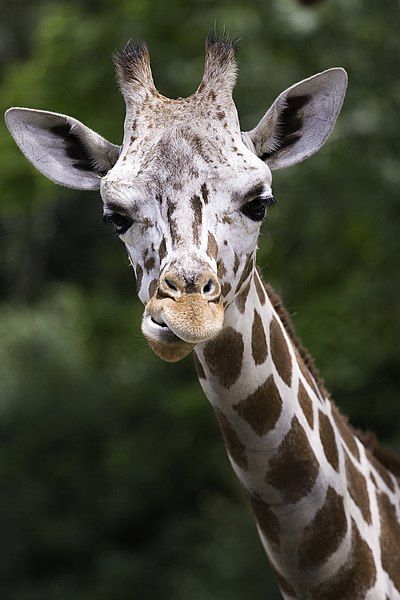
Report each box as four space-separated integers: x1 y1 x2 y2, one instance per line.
0 1 399 598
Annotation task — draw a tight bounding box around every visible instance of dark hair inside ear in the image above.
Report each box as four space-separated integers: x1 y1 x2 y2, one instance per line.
261 94 310 161
51 123 107 175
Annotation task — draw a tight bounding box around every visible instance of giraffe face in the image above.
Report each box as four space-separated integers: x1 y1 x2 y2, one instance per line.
5 35 347 361
100 116 273 361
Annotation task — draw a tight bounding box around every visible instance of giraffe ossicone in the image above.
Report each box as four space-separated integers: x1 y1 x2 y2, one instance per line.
5 34 400 599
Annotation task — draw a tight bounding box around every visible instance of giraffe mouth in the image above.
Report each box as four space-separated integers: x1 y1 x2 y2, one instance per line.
150 315 168 327
142 294 224 362
143 313 178 337
142 313 195 362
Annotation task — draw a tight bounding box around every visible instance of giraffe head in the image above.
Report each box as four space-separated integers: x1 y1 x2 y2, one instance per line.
5 34 347 362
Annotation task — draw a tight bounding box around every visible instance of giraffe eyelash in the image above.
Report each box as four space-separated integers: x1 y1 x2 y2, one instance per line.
241 196 275 222
103 212 133 235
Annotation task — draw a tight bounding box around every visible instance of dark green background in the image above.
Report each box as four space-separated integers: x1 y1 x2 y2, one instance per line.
0 1 399 598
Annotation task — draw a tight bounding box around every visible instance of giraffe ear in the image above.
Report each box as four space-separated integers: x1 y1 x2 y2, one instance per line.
4 108 121 190
243 68 347 171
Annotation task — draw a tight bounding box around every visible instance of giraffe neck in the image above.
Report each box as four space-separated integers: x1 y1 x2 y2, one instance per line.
194 269 400 599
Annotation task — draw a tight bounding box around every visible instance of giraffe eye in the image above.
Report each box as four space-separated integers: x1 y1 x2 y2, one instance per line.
241 196 275 222
103 212 133 235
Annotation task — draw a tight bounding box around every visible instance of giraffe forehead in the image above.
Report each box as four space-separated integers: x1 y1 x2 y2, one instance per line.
104 126 270 206
114 93 267 183
124 126 251 175
126 91 240 132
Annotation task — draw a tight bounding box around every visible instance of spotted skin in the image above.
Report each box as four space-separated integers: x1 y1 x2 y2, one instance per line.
251 309 268 365
233 375 282 437
298 486 347 570
195 273 400 599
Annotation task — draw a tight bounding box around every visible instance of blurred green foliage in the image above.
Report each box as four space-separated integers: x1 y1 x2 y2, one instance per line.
0 0 399 598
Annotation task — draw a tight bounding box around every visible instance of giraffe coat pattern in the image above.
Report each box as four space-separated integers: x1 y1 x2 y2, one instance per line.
4 33 400 599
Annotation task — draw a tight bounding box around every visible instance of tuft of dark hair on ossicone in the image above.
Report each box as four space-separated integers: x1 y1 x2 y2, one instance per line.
113 39 155 98
114 33 240 103
197 30 240 96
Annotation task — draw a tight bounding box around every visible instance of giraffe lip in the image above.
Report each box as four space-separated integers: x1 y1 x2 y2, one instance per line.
144 314 177 339
145 295 224 344
150 315 168 328
141 314 195 362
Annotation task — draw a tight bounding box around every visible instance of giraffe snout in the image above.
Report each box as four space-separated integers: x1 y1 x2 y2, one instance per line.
142 266 224 361
159 269 221 303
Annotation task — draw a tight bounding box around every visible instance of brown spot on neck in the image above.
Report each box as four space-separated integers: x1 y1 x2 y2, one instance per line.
298 381 314 428
319 410 339 472
299 486 347 570
234 253 254 294
254 269 266 305
378 491 400 589
251 309 268 365
269 317 292 387
235 282 250 314
310 519 376 599
204 326 244 388
345 453 371 524
266 416 319 503
233 375 282 437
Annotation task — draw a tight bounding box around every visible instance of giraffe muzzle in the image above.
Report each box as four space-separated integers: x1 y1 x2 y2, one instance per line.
142 292 224 362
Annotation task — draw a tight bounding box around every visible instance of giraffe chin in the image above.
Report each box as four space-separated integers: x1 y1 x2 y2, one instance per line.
141 317 196 362
142 294 224 362
144 333 195 362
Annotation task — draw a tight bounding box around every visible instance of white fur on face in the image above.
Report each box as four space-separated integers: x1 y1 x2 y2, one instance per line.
100 113 272 307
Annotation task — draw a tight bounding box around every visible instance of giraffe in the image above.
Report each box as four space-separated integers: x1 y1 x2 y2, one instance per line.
5 34 400 598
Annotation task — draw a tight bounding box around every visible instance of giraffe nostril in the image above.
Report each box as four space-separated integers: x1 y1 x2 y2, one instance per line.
165 278 178 292
202 279 213 295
